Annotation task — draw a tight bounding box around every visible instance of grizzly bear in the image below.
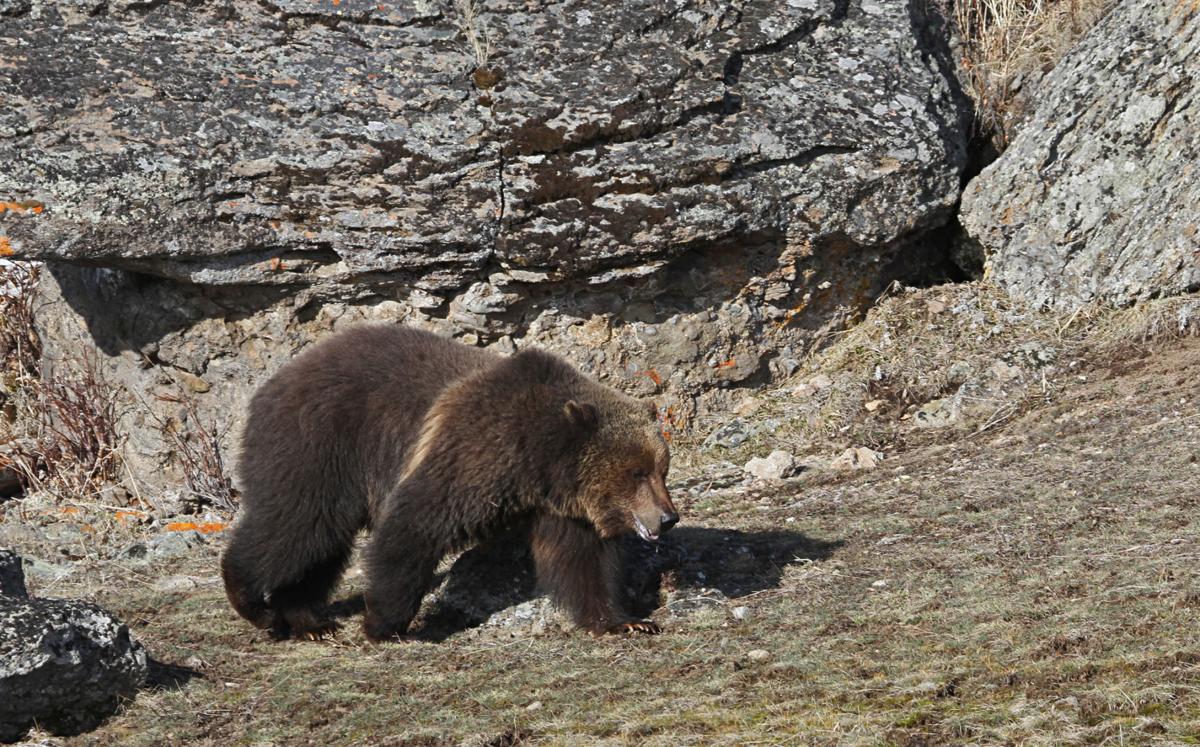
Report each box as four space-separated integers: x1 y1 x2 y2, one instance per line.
221 326 678 642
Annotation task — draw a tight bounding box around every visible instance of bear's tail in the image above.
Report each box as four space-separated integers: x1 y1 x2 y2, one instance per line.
221 538 274 629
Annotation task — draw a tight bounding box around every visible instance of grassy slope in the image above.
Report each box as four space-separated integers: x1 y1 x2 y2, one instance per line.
15 313 1200 746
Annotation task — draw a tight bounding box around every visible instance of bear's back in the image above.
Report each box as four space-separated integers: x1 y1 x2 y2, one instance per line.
238 326 497 514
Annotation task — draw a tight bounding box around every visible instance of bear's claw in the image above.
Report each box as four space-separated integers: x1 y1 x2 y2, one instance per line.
293 620 340 642
611 620 661 635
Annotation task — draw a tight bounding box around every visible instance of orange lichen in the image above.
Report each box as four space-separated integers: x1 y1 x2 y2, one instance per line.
165 521 229 534
268 257 286 272
61 506 80 515
0 200 44 214
641 369 663 386
0 237 12 257
715 358 737 369
114 510 146 523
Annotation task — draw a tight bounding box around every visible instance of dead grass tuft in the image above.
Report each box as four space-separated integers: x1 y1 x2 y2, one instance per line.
4 351 127 499
1 261 127 500
454 0 492 69
953 0 1115 147
1083 295 1200 352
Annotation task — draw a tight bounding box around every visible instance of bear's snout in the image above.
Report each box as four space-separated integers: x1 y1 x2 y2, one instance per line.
659 511 679 533
631 506 679 542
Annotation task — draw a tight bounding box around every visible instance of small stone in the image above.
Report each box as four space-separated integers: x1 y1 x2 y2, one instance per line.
913 398 956 428
21 557 74 584
525 700 543 711
733 397 761 417
926 298 946 314
946 361 972 383
172 370 211 394
747 649 771 662
792 383 817 398
127 530 207 562
990 360 1022 382
151 575 202 593
731 606 750 621
871 579 888 588
830 447 884 470
864 399 886 413
744 450 800 480
490 335 517 355
704 420 749 449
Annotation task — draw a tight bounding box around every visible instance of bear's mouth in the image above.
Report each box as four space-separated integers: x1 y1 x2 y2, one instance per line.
633 515 659 542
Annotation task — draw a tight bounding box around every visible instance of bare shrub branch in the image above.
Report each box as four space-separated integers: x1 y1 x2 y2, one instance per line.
1 261 128 499
0 261 42 382
4 351 127 498
148 392 238 513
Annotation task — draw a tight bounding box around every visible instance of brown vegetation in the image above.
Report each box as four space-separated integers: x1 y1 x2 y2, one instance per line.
0 262 125 500
953 0 1115 146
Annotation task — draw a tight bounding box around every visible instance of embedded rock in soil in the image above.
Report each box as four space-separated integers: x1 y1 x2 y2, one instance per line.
0 552 147 742
0 0 970 488
744 450 801 480
961 0 1200 310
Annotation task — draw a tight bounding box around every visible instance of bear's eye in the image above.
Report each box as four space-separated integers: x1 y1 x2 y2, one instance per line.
631 469 650 481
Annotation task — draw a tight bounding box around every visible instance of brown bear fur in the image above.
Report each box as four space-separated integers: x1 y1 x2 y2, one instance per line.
221 325 678 642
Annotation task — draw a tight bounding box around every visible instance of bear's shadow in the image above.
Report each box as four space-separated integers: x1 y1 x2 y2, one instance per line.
331 526 841 642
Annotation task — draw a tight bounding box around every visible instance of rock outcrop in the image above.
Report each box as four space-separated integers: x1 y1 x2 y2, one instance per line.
0 0 970 486
961 0 1200 310
0 549 147 743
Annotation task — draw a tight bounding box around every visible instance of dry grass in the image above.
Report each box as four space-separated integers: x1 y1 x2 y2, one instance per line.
674 283 1200 475
454 0 492 69
0 261 127 501
953 0 1115 146
15 331 1199 746
4 350 127 500
2 281 1198 744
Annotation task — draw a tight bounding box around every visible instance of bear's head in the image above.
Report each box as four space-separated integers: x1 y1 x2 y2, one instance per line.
565 397 679 542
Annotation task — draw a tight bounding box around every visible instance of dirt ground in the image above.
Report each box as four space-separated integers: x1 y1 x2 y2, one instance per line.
4 285 1200 746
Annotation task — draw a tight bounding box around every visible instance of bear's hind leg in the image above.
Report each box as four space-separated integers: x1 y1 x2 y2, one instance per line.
531 515 660 635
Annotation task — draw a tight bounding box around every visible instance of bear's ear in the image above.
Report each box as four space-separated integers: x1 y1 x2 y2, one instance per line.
563 400 600 431
644 400 659 421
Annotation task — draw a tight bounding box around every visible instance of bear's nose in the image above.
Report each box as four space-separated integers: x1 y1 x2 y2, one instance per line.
660 512 679 533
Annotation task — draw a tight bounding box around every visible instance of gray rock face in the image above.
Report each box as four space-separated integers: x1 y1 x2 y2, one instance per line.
961 0 1200 310
0 552 147 742
1 0 969 486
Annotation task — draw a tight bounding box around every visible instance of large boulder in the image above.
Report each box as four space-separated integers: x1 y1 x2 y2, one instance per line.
0 550 148 743
961 0 1200 310
0 0 969 486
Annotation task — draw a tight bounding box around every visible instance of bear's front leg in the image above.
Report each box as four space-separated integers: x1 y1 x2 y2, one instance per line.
362 499 443 642
530 514 660 635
